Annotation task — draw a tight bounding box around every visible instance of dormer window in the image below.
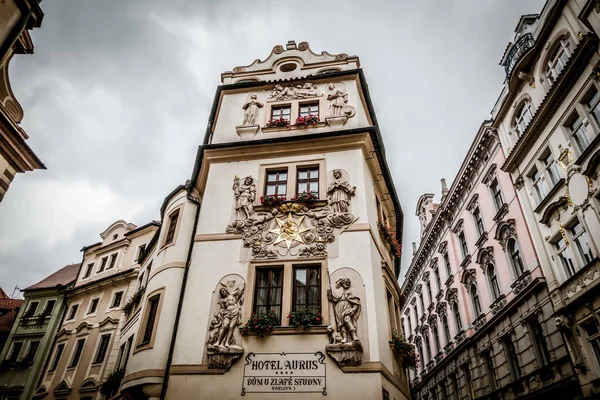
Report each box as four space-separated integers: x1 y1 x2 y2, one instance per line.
271 105 291 122
514 100 533 137
546 36 571 85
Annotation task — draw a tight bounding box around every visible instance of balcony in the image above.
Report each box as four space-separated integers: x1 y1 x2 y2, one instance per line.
503 33 535 78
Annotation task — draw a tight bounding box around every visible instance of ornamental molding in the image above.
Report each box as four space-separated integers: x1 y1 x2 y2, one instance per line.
475 246 495 268
436 301 447 316
416 284 423 293
225 170 356 259
494 219 517 250
428 314 438 326
452 219 464 234
466 194 479 213
422 271 430 282
539 197 569 227
438 241 448 254
461 269 477 288
446 288 458 304
410 297 417 306
430 257 439 269
482 163 498 185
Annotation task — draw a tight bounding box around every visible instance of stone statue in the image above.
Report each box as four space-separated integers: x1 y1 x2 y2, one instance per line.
327 277 361 343
327 84 348 116
210 280 245 349
242 94 263 126
268 83 320 101
233 176 256 220
327 170 356 214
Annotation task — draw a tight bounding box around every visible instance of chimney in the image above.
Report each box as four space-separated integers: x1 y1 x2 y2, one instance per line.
412 242 417 256
286 40 297 50
441 178 449 199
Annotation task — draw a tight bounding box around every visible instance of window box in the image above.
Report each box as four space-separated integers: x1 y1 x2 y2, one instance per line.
510 270 533 295
261 121 327 133
265 118 290 128
287 308 322 330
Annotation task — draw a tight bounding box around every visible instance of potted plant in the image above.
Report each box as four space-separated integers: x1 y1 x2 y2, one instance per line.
290 191 318 207
240 311 279 337
377 221 402 259
122 286 145 316
295 115 319 126
287 308 322 330
391 331 418 369
100 367 125 398
260 194 286 207
265 118 290 128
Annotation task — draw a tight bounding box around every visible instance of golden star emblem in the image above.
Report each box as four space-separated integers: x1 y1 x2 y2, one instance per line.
269 213 310 249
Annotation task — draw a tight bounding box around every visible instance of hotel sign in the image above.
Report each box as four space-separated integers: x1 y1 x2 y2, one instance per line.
241 352 327 395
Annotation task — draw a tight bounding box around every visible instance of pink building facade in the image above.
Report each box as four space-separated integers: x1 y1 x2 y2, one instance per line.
401 123 580 399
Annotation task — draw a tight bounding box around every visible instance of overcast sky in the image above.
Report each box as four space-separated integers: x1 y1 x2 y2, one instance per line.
0 0 546 296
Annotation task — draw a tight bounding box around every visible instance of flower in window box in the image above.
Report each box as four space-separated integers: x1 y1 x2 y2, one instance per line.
377 220 402 259
260 194 286 207
240 311 279 337
290 191 318 207
265 118 290 128
288 308 322 330
295 114 320 126
391 331 418 369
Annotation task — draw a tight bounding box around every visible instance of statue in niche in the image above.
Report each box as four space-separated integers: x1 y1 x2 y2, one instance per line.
233 176 256 220
242 94 263 126
327 84 348 116
328 277 361 343
327 169 356 214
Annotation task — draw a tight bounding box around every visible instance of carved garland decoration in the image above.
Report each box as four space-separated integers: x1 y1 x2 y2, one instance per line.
436 301 448 317
495 219 517 250
445 288 458 305
461 269 478 289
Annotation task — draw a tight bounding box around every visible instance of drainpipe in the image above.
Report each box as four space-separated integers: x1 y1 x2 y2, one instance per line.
160 192 201 400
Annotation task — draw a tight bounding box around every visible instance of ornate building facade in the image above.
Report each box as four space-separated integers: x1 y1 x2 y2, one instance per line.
107 41 410 400
401 121 580 399
34 220 158 399
0 0 44 203
0 263 79 400
493 0 600 396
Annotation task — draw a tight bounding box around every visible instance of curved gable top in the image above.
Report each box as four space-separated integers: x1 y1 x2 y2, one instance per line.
221 40 360 84
99 219 136 246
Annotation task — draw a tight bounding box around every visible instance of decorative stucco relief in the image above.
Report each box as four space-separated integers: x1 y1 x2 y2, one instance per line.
206 277 246 371
268 82 321 101
226 170 357 259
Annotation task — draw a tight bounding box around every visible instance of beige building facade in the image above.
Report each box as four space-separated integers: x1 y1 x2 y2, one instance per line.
34 220 158 399
0 0 44 202
493 0 600 397
113 41 411 400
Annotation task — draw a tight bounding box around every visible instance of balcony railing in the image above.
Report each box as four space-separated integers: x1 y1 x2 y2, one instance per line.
504 33 535 77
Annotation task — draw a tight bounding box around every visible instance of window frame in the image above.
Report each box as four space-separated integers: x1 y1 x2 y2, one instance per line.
164 209 180 246
299 101 319 118
107 252 118 270
503 333 522 381
92 333 112 365
580 317 600 372
487 264 502 301
291 265 322 313
109 290 124 309
453 302 463 333
253 266 285 323
83 263 94 279
264 168 289 198
135 244 147 263
97 256 108 273
296 165 320 198
68 338 86 369
472 207 485 237
270 104 292 122
48 342 65 373
135 287 165 352
66 303 80 322
86 297 100 316
546 36 571 84
23 301 39 318
6 341 23 362
489 177 505 211
527 316 551 367
458 231 469 259
514 100 533 137
257 159 326 205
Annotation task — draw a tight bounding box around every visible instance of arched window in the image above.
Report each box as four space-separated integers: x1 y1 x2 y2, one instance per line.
508 239 525 277
433 326 440 355
407 312 413 334
452 302 462 332
470 285 482 316
417 342 425 370
514 100 533 137
442 315 451 344
487 264 501 301
546 36 571 85
424 335 432 362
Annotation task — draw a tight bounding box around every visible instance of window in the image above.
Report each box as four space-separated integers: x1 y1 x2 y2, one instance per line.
462 363 474 400
49 343 65 372
442 315 451 344
567 111 591 153
254 267 284 323
452 303 462 332
490 178 504 211
414 307 419 327
547 36 571 84
426 281 433 303
514 100 533 137
141 294 161 345
439 382 448 400
87 298 99 315
528 317 550 367
571 221 594 265
503 334 521 380
83 263 94 278
292 266 321 312
581 319 600 370
67 304 79 321
136 244 146 262
119 336 134 370
165 209 180 245
487 265 501 301
587 86 600 126
24 340 40 362
424 335 432 362
376 196 388 226
433 325 440 355
508 239 526 277
458 232 468 259
23 301 38 318
407 313 413 334
43 300 56 316
382 387 390 400
473 207 485 237
529 167 548 203
265 169 288 197
554 236 576 278
470 286 482 316
107 253 117 269
444 253 452 277
449 373 459 400
69 338 86 368
417 342 425 370
271 105 291 122
98 256 108 272
144 262 153 287
541 151 560 187
482 350 496 391
419 293 425 317
434 268 441 293
296 166 319 197
138 272 146 290
7 342 23 362
111 291 124 308
93 334 111 364
299 102 319 118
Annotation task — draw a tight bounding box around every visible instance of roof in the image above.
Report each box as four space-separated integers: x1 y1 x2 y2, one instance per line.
0 298 23 332
0 287 8 299
23 263 80 291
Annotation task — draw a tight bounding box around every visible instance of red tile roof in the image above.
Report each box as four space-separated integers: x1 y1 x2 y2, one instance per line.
0 298 23 332
23 263 81 291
